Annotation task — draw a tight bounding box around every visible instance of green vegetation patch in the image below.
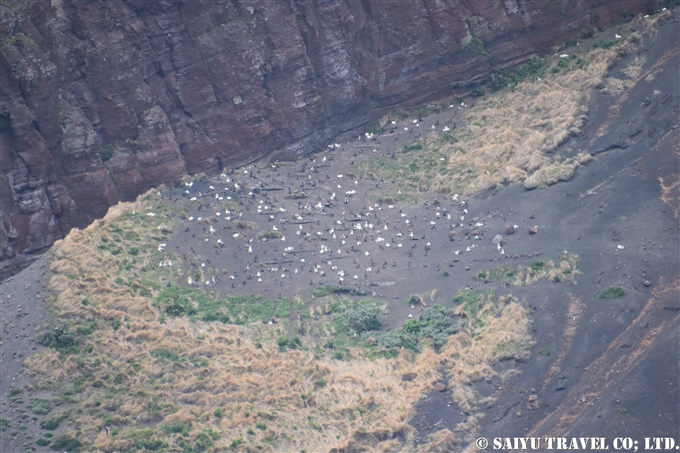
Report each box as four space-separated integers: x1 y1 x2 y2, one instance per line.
256 230 283 240
339 304 382 334
38 324 81 354
156 285 277 324
473 265 516 283
368 305 456 352
277 336 302 352
27 398 52 415
163 422 191 436
273 298 292 318
491 57 548 91
454 291 495 330
51 435 82 451
472 254 580 286
40 415 64 430
127 428 168 451
313 286 364 298
222 201 244 212
600 287 625 299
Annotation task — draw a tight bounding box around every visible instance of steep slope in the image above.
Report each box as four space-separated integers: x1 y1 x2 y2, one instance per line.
0 0 654 277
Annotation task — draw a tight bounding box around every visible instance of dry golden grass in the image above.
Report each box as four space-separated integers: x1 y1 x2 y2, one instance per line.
359 23 657 201
658 174 680 219
523 152 592 189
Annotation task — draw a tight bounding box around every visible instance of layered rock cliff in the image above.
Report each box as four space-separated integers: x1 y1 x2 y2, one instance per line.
0 0 654 277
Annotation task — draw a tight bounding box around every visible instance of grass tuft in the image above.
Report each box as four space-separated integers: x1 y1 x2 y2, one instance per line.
600 287 625 299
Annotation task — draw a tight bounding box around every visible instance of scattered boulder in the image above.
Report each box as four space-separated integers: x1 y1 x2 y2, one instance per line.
492 234 504 245
470 229 480 236
529 225 538 235
449 231 457 241
527 394 542 410
433 382 447 392
402 372 418 382
506 225 515 234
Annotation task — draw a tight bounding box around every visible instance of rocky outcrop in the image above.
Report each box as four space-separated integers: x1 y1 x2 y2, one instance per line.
0 0 655 277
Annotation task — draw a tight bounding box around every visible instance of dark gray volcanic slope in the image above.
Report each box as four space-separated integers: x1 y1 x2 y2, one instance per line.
0 10 678 453
465 15 680 446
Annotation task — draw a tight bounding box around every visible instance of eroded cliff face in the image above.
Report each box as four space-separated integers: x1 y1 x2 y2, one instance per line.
0 0 653 276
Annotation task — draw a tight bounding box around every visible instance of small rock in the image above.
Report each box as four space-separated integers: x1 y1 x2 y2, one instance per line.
402 372 418 382
433 382 447 392
448 231 457 241
644 280 651 287
529 225 538 235
516 411 522 417
492 234 503 245
506 225 515 234
527 394 542 410
470 229 480 236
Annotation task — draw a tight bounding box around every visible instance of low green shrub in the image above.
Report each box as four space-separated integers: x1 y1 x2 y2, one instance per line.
600 287 624 299
51 435 82 451
27 398 52 415
370 305 455 352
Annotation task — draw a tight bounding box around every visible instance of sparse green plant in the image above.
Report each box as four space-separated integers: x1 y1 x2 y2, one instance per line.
111 318 122 331
277 336 302 352
38 324 79 354
256 230 283 240
27 398 52 415
600 287 624 299
127 429 167 451
51 435 82 451
230 220 259 231
163 422 191 436
402 141 423 152
539 348 551 356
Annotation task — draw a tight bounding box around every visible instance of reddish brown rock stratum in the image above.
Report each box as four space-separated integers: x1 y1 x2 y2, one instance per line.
0 0 650 276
